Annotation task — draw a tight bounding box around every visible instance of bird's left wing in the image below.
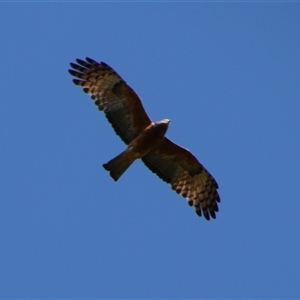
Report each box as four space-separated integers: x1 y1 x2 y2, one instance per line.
69 58 152 144
142 138 220 220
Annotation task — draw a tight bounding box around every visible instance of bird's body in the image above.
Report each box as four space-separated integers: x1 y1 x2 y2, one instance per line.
104 119 171 181
69 58 220 220
128 119 171 159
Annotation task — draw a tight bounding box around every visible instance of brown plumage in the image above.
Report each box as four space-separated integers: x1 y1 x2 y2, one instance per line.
69 57 220 220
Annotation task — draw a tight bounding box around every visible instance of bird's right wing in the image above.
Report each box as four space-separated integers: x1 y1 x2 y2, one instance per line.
142 138 220 220
69 58 152 145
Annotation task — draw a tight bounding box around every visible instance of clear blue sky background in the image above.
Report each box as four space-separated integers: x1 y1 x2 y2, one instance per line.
1 3 300 299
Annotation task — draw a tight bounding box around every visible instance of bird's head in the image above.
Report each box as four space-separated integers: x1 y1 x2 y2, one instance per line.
152 119 171 138
160 118 171 125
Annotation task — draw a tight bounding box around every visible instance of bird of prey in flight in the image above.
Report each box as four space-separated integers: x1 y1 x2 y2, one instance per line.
69 58 220 220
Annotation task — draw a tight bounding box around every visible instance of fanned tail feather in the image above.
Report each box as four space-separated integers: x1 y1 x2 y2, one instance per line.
103 151 135 181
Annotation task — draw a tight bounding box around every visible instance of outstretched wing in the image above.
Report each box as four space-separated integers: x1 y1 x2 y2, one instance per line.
69 58 152 144
142 138 220 220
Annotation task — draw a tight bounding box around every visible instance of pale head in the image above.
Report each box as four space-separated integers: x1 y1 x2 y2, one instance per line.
159 118 171 124
152 119 171 138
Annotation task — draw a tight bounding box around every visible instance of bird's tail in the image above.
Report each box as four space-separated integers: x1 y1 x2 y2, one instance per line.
103 150 135 181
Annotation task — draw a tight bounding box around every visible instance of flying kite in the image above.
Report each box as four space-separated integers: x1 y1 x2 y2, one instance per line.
69 58 220 220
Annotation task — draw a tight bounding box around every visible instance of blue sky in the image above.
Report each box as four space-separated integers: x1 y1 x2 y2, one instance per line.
1 3 300 298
